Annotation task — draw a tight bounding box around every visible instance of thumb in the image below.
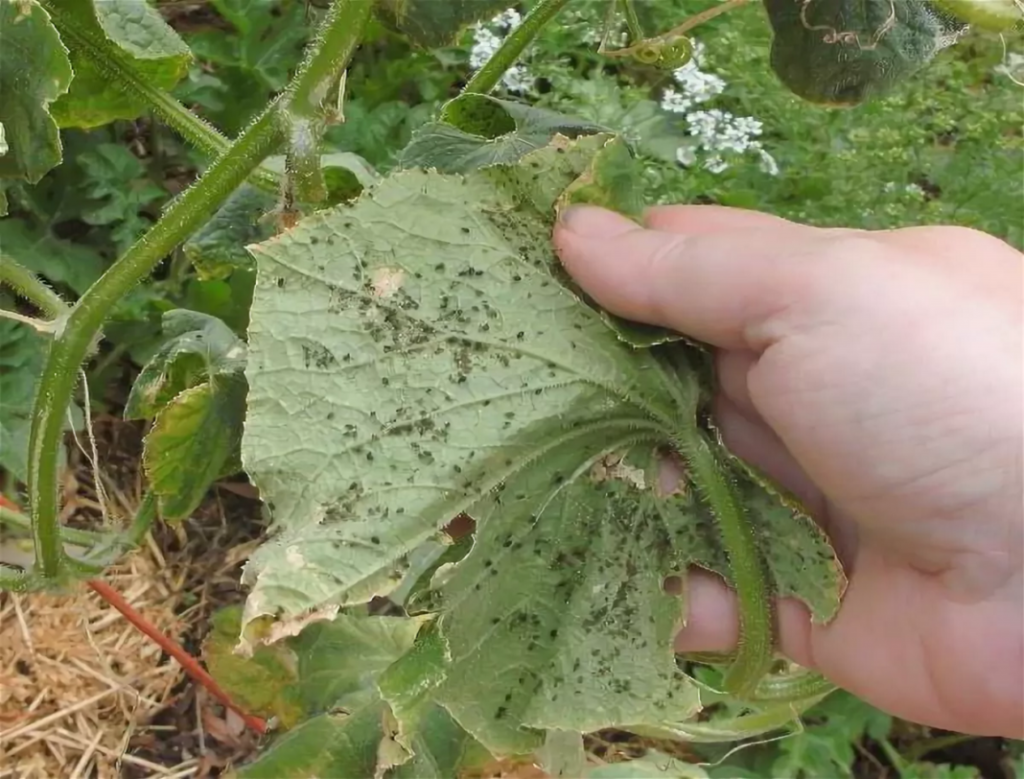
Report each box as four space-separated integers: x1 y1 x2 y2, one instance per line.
553 205 830 351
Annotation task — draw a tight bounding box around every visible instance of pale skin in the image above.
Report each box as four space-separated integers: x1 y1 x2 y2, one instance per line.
553 204 1023 739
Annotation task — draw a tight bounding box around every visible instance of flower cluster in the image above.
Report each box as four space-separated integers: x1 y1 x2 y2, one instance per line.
660 41 778 176
469 9 535 93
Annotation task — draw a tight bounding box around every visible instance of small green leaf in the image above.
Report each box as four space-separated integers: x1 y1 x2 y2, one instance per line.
400 94 608 173
286 614 425 715
125 309 246 421
376 0 515 47
764 0 969 105
201 606 305 728
0 0 73 187
182 185 278 282
143 377 246 521
237 706 385 779
322 152 379 205
0 217 105 295
49 0 192 128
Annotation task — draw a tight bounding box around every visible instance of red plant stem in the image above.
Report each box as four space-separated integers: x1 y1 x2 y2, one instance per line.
87 579 268 735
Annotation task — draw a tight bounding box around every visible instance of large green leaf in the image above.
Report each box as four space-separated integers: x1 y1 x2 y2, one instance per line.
763 0 968 105
48 0 191 128
376 0 515 47
0 0 73 186
400 94 608 174
241 134 843 748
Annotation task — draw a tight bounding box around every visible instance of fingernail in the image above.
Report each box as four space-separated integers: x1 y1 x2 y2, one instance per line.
557 205 639 239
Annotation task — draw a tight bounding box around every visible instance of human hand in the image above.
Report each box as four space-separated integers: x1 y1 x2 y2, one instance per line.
553 205 1023 738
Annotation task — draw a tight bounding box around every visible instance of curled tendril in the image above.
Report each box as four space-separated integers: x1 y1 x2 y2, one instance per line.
630 35 694 68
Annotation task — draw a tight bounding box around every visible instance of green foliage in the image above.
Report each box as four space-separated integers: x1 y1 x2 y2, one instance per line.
400 93 608 172
763 0 968 106
0 218 105 296
2 0 1019 776
77 143 167 250
932 0 1023 31
126 310 246 521
240 133 842 757
376 0 514 47
49 0 191 128
0 0 73 191
0 319 80 484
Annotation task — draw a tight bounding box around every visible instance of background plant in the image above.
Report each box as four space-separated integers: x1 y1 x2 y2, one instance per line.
1 0 1021 776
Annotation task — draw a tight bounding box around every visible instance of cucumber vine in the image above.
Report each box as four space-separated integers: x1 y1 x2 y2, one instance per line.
0 0 1013 774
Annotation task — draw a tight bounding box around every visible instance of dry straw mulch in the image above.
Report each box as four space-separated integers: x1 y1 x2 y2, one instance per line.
0 541 194 779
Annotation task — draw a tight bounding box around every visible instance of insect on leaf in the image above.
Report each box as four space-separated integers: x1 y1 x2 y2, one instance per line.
241 133 843 751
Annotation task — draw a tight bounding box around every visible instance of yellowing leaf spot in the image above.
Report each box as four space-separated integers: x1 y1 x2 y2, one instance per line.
371 267 405 299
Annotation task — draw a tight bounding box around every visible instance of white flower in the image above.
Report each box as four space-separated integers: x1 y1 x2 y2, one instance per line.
675 145 698 167
757 148 780 177
703 155 728 174
468 9 534 93
660 39 725 114
678 108 777 176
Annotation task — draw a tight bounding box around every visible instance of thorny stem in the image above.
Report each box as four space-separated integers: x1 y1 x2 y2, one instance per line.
462 0 574 94
25 0 372 585
618 0 645 43
0 504 102 547
40 0 281 196
0 256 69 319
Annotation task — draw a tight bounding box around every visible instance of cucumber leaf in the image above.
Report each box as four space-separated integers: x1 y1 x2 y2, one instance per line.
48 0 191 128
0 0 73 187
763 0 969 105
241 133 843 750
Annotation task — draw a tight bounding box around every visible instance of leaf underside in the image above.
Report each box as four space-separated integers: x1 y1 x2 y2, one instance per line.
242 134 844 749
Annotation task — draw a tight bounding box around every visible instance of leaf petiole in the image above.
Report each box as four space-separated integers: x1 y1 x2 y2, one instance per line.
677 430 774 697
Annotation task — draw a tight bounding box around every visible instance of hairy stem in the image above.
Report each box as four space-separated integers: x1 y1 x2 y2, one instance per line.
680 431 774 697
0 504 102 547
463 0 573 94
0 565 30 592
619 0 645 43
40 0 281 195
26 0 372 583
0 256 69 319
